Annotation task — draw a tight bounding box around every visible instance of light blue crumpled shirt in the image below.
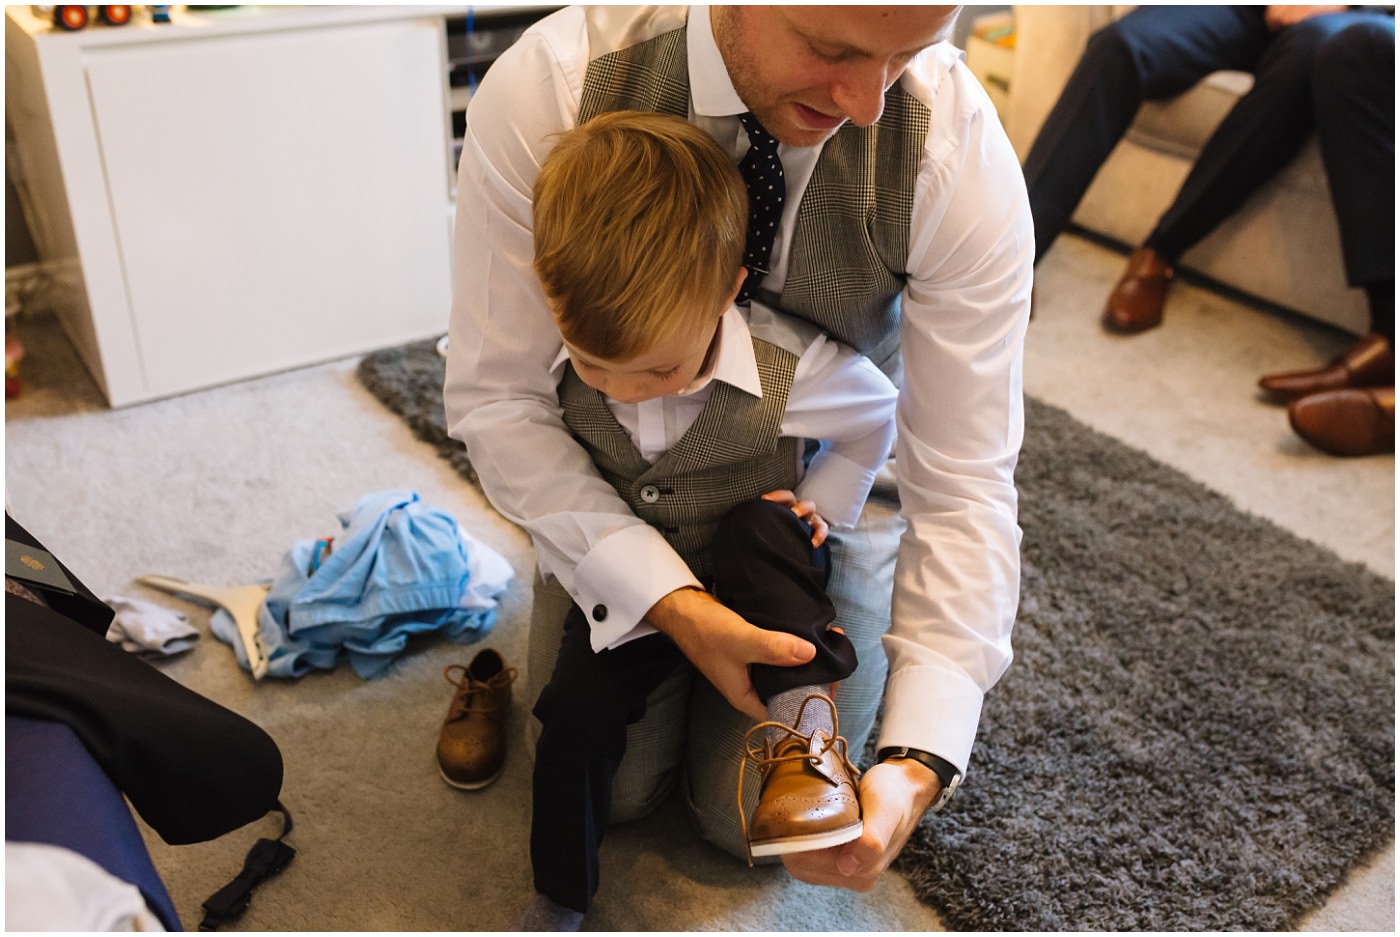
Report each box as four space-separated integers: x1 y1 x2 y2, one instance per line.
210 489 514 679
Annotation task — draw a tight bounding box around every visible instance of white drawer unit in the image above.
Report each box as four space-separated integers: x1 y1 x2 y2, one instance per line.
7 5 461 406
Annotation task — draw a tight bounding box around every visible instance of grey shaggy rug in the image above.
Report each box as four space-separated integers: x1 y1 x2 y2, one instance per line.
358 340 1395 931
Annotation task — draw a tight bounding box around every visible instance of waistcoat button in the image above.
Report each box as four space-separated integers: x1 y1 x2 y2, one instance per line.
639 485 661 503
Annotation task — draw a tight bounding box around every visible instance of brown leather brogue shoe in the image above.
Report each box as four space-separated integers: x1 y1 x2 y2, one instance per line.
1104 247 1174 333
1258 333 1395 403
436 648 516 790
1288 386 1395 457
738 693 862 864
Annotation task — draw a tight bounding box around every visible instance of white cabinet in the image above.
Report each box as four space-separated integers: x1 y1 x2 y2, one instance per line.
6 6 457 406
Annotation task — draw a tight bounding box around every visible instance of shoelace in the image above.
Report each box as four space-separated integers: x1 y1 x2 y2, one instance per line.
442 663 517 721
734 693 859 866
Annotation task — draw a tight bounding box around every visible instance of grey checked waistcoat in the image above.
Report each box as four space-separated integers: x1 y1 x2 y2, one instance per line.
558 337 800 579
577 22 931 382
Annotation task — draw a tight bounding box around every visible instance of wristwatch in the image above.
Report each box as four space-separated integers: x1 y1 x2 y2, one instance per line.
877 746 962 813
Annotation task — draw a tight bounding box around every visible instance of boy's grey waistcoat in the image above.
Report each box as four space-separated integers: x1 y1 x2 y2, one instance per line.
558 337 800 579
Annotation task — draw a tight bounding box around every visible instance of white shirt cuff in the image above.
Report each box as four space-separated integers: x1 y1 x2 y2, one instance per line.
572 523 702 652
875 640 986 774
795 451 881 531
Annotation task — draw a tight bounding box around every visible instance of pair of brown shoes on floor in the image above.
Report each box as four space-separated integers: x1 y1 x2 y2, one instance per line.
436 648 517 790
738 693 863 864
1105 248 1394 457
1258 333 1395 457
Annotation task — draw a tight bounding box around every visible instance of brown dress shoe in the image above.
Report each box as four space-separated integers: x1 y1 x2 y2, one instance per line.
1288 386 1395 457
1104 247 1174 333
1258 333 1395 403
436 648 516 789
738 693 862 864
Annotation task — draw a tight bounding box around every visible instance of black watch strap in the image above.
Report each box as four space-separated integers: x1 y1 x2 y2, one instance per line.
877 746 962 812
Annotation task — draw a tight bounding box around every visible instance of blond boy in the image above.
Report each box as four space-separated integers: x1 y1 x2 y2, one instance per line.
520 111 896 929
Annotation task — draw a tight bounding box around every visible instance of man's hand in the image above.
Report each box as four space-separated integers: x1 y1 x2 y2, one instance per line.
645 587 816 720
1264 5 1345 30
761 489 829 547
782 757 943 891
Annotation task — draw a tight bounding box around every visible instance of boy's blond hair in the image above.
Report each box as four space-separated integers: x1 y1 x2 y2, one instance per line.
533 110 748 362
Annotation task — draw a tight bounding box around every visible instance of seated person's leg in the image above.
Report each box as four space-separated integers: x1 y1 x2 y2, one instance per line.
1275 15 1396 458
526 573 693 824
1150 11 1346 265
7 599 283 847
1110 6 1268 94
1025 6 1264 263
1312 13 1395 304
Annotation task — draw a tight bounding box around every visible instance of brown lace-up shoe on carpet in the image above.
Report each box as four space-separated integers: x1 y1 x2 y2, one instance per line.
436 648 516 790
738 693 862 864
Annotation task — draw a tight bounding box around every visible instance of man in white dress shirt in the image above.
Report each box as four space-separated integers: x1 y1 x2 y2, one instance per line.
444 5 1033 897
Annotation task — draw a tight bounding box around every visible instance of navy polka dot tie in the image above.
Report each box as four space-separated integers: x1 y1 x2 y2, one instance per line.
735 112 785 306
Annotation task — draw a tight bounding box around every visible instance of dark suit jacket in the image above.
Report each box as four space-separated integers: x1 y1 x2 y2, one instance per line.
5 513 284 846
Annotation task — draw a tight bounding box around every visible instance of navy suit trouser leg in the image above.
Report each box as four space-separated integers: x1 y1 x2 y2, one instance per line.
1150 11 1389 262
1024 6 1268 262
1311 14 1395 310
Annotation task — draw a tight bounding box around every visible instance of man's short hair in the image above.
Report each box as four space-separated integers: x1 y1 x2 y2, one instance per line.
533 110 747 361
